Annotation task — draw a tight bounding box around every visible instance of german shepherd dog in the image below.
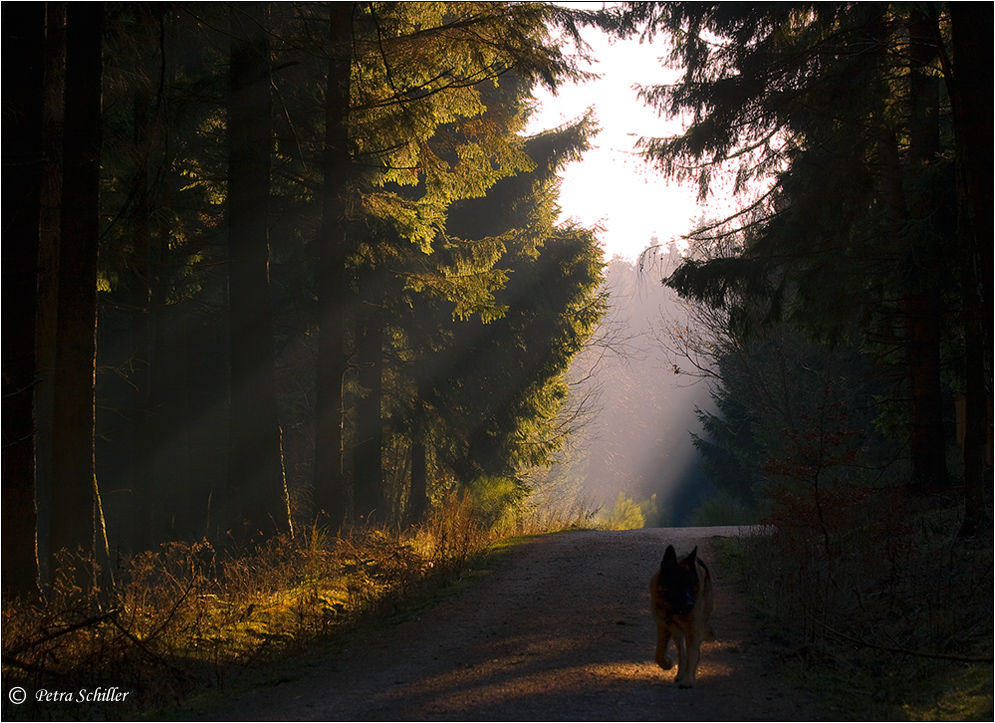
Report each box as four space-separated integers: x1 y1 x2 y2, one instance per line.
650 544 714 687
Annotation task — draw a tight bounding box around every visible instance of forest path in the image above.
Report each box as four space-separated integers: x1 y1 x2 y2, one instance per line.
202 528 842 721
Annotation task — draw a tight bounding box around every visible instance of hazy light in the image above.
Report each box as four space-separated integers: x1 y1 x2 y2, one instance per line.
526 26 698 260
523 23 734 524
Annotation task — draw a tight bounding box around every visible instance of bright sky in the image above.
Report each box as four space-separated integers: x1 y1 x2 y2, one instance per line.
525 23 703 261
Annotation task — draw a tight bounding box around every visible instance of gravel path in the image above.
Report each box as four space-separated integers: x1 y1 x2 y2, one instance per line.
202 527 843 721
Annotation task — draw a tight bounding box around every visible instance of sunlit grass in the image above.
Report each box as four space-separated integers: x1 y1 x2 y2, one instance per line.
0 492 511 720
1 486 603 720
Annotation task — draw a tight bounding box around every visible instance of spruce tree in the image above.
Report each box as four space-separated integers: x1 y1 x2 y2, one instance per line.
623 4 982 503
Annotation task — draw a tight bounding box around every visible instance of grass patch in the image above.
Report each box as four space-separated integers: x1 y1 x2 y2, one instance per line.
2 492 553 721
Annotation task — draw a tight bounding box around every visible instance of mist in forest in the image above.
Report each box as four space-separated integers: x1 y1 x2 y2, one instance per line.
549 243 716 525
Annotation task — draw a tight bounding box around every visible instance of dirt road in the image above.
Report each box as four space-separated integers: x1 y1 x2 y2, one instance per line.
202 528 842 721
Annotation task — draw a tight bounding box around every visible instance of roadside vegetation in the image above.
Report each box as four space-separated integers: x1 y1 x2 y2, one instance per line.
717 495 993 721
1 491 595 721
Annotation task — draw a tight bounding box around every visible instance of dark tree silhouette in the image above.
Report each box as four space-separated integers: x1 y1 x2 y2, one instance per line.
50 2 106 577
227 1 293 541
2 2 45 596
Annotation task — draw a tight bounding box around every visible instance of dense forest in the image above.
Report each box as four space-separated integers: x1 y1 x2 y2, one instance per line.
2 2 991 714
4 0 992 582
620 2 993 540
3 2 611 596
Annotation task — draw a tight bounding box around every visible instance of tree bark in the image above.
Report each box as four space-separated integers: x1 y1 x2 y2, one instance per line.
126 4 154 552
948 3 993 538
903 284 946 490
50 2 105 578
409 441 428 524
33 2 67 583
1 2 45 597
313 2 356 530
353 264 387 524
227 1 293 542
903 7 947 491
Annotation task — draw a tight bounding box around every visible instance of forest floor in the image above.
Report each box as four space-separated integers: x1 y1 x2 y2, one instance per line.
189 527 857 721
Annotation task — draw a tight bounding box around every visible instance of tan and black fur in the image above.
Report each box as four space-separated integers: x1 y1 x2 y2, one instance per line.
650 544 714 687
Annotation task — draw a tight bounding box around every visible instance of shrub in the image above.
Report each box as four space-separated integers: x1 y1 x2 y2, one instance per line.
595 492 646 530
691 492 756 526
728 487 993 716
1 514 492 721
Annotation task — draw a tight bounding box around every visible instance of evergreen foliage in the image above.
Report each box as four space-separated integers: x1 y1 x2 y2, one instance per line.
616 2 991 533
3 1 606 589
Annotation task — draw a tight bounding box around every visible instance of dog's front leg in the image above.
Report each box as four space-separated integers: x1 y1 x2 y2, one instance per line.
678 634 700 688
654 624 673 670
673 633 688 684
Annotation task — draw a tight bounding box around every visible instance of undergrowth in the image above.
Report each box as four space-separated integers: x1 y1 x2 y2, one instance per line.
721 486 993 721
2 491 548 721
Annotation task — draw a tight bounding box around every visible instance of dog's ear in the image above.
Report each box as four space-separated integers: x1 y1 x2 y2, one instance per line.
685 546 698 566
662 544 677 568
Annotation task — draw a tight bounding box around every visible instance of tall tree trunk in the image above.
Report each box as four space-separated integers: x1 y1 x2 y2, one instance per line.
227 1 293 542
903 7 947 491
409 441 428 525
903 284 946 489
50 2 105 580
1 3 45 597
353 264 386 524
127 5 153 552
313 3 356 530
408 390 429 526
35 1 67 584
146 158 172 546
948 3 993 538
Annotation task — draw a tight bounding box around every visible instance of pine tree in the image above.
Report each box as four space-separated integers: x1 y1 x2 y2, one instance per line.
624 4 981 499
406 120 605 505
311 2 587 528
